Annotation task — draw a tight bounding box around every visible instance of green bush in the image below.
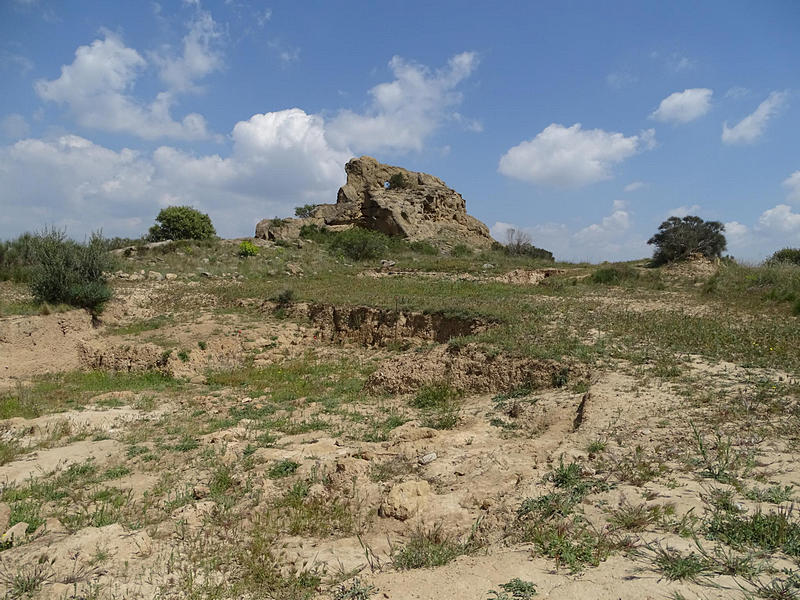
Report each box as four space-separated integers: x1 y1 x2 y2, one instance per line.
294 204 317 219
0 233 36 282
407 240 439 255
238 240 259 257
27 228 114 313
328 227 389 261
451 243 472 257
388 173 410 190
148 206 216 242
647 216 726 266
767 248 800 266
591 264 639 285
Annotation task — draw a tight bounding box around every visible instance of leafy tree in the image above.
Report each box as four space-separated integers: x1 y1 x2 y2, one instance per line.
294 204 318 218
647 216 726 266
148 206 216 242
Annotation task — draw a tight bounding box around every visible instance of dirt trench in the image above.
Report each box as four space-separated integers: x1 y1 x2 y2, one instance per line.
303 303 489 346
365 343 591 394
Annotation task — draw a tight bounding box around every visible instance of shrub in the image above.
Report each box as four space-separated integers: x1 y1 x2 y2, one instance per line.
647 216 726 266
407 240 439 255
238 240 259 257
451 243 472 257
27 228 114 313
294 204 317 219
328 227 389 261
148 206 216 242
0 233 36 282
767 247 800 266
273 289 296 308
591 264 639 285
387 173 409 190
503 229 554 261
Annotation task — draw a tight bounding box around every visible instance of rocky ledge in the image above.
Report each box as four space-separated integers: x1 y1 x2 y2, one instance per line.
255 156 495 249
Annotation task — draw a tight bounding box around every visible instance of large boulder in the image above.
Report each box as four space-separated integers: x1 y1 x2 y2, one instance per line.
255 156 495 249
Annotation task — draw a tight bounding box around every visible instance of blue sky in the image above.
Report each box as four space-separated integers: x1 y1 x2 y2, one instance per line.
1 0 798 261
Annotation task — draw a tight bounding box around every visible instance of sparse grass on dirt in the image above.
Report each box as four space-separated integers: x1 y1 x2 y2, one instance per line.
2 237 799 600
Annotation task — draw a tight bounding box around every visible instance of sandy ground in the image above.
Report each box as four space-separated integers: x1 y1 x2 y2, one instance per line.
0 272 797 600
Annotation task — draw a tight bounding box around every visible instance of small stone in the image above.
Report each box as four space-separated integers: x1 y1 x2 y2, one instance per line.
419 452 438 465
193 484 211 500
200 271 212 278
202 258 210 264
33 517 66 537
2 522 28 544
286 262 303 275
482 263 494 269
147 271 164 281
165 273 178 280
190 375 207 385
380 259 397 268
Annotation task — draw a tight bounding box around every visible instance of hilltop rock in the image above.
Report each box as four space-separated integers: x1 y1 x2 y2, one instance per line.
255 156 494 249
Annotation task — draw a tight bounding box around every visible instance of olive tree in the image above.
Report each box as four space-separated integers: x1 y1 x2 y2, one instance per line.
647 215 726 266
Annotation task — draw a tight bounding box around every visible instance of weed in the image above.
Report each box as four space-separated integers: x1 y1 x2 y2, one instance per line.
177 349 190 362
690 423 751 484
198 340 207 350
650 544 714 582
333 578 376 600
268 459 300 479
600 445 667 486
524 518 624 573
551 367 569 388
608 501 663 531
101 466 131 480
586 438 607 455
393 524 480 570
174 436 199 452
705 506 800 557
411 382 462 430
746 485 795 504
369 455 416 482
487 578 537 599
411 382 461 409
0 554 55 596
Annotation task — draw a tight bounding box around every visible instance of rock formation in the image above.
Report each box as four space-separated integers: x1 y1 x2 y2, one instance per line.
255 156 494 248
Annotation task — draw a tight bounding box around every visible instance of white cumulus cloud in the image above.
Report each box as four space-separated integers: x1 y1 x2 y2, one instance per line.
152 8 223 92
0 109 351 239
498 124 655 187
650 88 713 124
0 135 154 235
757 204 800 235
722 91 788 145
326 52 479 153
35 32 215 140
783 171 800 204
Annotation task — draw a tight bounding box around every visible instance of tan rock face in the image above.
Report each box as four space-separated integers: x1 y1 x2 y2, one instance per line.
255 156 495 248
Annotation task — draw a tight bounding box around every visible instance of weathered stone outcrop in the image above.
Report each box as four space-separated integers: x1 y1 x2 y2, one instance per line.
255 156 494 248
